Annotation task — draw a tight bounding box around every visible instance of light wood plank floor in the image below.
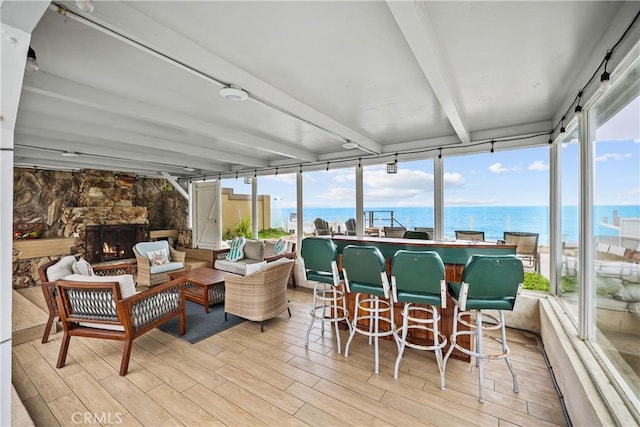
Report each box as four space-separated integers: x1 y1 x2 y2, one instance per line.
13 287 566 426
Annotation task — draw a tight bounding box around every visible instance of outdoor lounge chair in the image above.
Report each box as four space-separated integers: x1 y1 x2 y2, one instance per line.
414 227 434 239
313 218 332 236
455 230 485 241
383 226 406 238
504 231 540 272
345 218 357 236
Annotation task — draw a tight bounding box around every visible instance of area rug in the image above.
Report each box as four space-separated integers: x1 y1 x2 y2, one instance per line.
157 300 245 344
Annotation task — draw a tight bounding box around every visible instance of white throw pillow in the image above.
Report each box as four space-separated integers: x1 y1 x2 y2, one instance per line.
273 238 289 256
72 257 94 276
226 237 246 262
63 274 138 299
147 248 170 266
46 255 77 282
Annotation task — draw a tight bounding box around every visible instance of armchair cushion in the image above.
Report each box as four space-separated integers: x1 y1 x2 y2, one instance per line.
46 255 77 282
134 241 172 262
63 273 138 299
72 257 94 276
149 262 185 274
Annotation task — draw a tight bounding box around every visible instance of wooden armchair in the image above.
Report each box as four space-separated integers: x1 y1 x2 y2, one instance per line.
223 259 294 332
55 278 185 376
38 258 135 343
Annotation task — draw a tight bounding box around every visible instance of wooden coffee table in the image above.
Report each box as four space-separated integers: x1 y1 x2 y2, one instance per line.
168 268 226 313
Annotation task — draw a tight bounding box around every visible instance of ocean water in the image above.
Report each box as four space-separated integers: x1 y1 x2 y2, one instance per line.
280 205 640 245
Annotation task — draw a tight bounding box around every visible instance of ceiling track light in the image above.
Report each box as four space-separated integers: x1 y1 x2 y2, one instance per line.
26 46 39 72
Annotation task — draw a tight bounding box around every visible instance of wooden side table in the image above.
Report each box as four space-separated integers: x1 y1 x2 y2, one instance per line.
168 268 226 313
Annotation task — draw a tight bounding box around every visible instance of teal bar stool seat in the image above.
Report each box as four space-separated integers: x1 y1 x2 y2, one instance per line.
443 254 524 403
301 237 351 353
391 250 448 389
343 245 399 374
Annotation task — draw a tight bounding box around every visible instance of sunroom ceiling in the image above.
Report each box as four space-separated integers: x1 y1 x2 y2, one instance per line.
11 1 625 178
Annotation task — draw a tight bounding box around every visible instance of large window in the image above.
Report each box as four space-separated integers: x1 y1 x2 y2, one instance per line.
363 159 434 236
301 167 355 236
444 147 550 279
591 69 640 404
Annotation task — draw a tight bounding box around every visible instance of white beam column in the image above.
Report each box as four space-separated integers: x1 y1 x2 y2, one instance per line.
434 156 444 240
355 164 364 237
252 177 258 239
296 171 303 256
1 2 49 423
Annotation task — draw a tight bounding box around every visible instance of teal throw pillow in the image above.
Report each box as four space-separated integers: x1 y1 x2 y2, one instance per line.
273 238 289 256
226 237 246 262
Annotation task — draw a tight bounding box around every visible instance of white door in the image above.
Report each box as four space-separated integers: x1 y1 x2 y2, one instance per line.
194 181 220 249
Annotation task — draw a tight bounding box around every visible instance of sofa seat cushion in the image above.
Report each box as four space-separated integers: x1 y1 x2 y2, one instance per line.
149 262 184 274
215 258 263 275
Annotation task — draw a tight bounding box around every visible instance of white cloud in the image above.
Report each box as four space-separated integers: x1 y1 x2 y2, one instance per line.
488 162 512 173
595 152 633 162
528 160 549 171
443 172 465 187
627 188 640 197
262 174 297 185
445 197 499 205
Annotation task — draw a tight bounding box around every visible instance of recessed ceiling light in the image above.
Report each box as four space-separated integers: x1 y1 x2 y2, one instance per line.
61 151 79 157
219 86 249 101
183 167 195 172
342 142 359 149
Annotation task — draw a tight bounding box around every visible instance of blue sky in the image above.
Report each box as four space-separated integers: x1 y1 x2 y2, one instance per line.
223 96 639 209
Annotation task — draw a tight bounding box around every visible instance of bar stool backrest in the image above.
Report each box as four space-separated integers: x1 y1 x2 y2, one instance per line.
402 231 430 240
392 250 445 294
342 245 388 295
301 237 339 285
461 255 523 310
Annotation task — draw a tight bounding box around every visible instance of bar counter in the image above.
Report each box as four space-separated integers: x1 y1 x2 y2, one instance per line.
330 235 517 361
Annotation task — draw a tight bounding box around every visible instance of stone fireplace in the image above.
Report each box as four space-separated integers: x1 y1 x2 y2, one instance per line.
85 223 149 264
62 206 149 263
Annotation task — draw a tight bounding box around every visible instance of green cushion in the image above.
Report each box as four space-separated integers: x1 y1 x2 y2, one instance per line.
395 290 442 306
343 245 387 296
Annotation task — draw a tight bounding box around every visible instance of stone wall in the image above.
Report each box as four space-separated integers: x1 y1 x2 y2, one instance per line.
13 168 188 289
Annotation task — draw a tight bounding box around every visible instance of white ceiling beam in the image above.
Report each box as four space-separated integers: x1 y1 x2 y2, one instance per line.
387 1 471 144
15 109 264 169
161 172 188 200
15 147 189 175
53 1 382 155
14 132 229 173
0 1 49 32
22 72 317 162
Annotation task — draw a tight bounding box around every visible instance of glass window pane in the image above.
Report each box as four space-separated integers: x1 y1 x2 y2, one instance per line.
363 159 434 237
220 177 256 239
444 147 550 283
592 66 640 404
559 128 580 318
302 168 355 236
258 173 298 240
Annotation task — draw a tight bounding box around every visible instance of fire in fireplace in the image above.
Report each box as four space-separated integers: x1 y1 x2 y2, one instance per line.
85 224 149 264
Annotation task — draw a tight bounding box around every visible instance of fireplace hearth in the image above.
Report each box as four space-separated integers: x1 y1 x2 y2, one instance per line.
85 224 149 264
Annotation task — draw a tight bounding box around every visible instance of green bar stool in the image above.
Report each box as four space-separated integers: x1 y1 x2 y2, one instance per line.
301 237 352 353
343 245 399 374
443 254 524 403
391 250 448 389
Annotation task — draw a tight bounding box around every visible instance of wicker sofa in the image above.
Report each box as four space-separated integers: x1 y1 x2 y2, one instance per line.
213 239 297 286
